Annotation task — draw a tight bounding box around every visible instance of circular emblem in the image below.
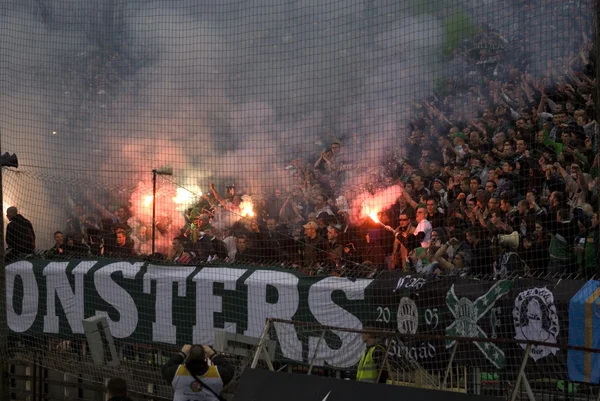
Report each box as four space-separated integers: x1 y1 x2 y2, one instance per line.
190 381 202 392
455 298 479 337
397 297 419 334
513 287 559 361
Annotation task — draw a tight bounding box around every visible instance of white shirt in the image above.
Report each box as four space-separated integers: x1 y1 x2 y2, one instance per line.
172 365 223 401
414 219 432 248
222 236 237 260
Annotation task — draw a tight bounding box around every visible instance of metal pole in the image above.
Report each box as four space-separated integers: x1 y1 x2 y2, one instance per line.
376 339 393 384
521 375 536 401
596 0 600 130
596 0 600 279
0 138 8 400
442 342 458 388
151 170 156 255
307 330 326 375
251 319 272 369
509 343 532 401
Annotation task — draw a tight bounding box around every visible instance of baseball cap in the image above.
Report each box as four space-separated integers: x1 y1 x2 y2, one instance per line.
303 221 318 230
433 178 446 187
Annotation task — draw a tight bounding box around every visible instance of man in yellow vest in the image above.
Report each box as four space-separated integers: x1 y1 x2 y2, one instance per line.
356 327 388 383
161 344 234 401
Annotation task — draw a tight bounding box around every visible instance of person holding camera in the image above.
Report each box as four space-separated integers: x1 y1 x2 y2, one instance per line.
162 344 234 401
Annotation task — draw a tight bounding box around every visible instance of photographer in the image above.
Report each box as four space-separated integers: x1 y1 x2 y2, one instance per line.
162 344 234 401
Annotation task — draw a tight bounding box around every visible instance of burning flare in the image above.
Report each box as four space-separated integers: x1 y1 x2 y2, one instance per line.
143 195 154 208
240 202 254 217
239 195 255 217
173 188 191 205
173 186 202 205
352 185 404 224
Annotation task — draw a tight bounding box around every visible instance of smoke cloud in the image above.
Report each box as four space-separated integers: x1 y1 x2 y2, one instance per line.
0 0 594 248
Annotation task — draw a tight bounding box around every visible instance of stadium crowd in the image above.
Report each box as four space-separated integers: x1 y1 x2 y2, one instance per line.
5 16 599 281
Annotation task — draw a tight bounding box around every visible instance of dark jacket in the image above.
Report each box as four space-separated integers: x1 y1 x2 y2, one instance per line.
189 235 228 262
427 211 446 230
302 235 327 267
161 351 235 387
360 243 386 270
6 214 35 254
103 238 135 258
470 239 495 277
44 244 67 259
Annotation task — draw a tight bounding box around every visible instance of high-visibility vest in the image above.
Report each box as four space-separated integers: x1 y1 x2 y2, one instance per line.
356 345 385 383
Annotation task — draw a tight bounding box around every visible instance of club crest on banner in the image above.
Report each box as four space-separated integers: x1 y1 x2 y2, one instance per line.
445 280 512 369
513 287 559 361
397 297 418 334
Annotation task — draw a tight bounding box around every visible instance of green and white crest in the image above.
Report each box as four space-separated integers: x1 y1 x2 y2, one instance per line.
445 280 512 368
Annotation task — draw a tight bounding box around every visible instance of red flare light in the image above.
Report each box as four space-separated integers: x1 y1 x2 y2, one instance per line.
368 210 380 223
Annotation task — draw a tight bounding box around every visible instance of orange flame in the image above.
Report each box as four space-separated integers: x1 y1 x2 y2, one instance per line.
368 211 380 223
240 201 255 217
143 195 154 208
172 188 189 205
173 186 202 205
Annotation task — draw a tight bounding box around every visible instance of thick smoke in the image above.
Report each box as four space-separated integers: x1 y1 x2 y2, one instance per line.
0 0 594 248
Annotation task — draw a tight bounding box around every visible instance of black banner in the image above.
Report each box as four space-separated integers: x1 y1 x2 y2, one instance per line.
366 272 584 379
7 259 592 379
233 368 502 401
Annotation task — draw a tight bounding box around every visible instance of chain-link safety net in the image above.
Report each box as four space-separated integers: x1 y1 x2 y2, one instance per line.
256 319 600 399
0 0 598 400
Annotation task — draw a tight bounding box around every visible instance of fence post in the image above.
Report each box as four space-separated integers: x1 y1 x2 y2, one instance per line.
307 330 325 376
250 319 272 369
147 383 155 401
0 140 9 401
376 339 393 384
25 362 32 401
596 0 600 282
442 342 458 389
521 375 536 401
509 343 532 401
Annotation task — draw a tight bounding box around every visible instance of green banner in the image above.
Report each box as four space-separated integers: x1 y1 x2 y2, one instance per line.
6 259 590 376
5 259 374 368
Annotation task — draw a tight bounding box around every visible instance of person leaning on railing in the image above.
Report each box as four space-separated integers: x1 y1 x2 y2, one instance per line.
162 344 234 401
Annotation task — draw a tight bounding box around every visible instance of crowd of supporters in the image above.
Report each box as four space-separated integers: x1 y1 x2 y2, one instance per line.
5 8 598 281
18 75 599 279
